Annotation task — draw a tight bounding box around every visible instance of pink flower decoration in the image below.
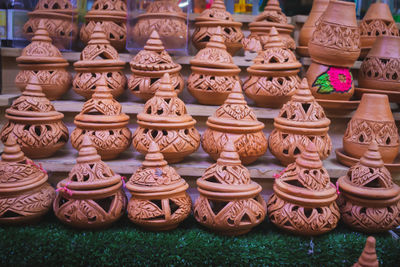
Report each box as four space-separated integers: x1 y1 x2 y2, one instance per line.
327 67 352 93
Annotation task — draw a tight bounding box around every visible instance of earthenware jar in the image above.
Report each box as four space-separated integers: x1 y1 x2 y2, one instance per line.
343 93 399 163
16 20 71 100
133 73 200 163
73 23 126 99
338 141 400 233
188 26 241 105
267 142 340 235
0 76 69 159
194 141 266 236
128 30 184 101
53 135 127 229
127 141 191 231
80 0 127 51
193 0 243 55
243 0 295 52
308 0 360 68
0 136 55 225
244 27 301 108
269 78 331 166
353 237 379 267
202 81 267 165
71 77 131 160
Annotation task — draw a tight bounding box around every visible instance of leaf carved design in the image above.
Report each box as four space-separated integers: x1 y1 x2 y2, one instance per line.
73 71 126 98
360 19 399 38
244 75 299 96
128 72 184 96
188 73 239 93
359 57 400 83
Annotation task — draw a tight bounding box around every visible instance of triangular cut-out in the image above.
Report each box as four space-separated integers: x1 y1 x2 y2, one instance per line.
93 196 115 213
1 210 22 218
208 199 229 216
169 199 179 215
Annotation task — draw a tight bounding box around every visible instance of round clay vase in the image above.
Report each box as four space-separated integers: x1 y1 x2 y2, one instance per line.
267 142 340 235
353 237 379 267
338 141 400 233
126 141 191 231
193 0 243 55
133 73 200 163
73 23 126 100
0 136 55 225
53 136 127 229
188 26 241 105
244 27 301 108
202 81 267 165
193 141 266 236
71 76 131 160
128 30 184 101
308 0 360 68
343 93 399 163
0 76 69 159
269 78 332 166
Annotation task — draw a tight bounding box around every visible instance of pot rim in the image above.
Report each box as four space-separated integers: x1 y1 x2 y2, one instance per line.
207 118 265 133
127 179 188 198
74 60 125 68
190 61 240 71
57 178 122 199
74 120 129 130
6 111 64 122
246 67 300 77
0 174 47 194
137 12 187 20
194 20 242 27
130 66 182 76
197 179 261 200
17 62 69 69
190 66 240 75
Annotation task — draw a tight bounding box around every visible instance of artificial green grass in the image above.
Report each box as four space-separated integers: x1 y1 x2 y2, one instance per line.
0 213 399 267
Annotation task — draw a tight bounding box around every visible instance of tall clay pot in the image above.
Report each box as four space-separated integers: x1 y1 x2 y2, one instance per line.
353 237 379 267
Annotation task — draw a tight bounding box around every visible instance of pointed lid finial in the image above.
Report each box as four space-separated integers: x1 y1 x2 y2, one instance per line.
92 76 113 100
265 0 282 11
142 141 168 168
291 78 315 102
144 30 165 52
212 0 226 9
1 135 26 163
88 23 109 45
353 237 379 267
263 27 285 49
217 140 242 165
295 142 323 169
23 75 46 97
155 73 177 98
31 19 52 43
224 81 247 105
76 135 102 163
359 140 385 168
206 26 227 50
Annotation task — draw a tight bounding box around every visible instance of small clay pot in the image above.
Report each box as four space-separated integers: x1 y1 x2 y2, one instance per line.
126 141 191 231
353 237 379 267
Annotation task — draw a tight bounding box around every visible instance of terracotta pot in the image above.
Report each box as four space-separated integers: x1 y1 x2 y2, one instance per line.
54 135 126 229
71 76 131 160
353 237 379 267
308 0 360 68
126 141 191 231
269 78 332 166
0 76 69 159
267 142 340 235
133 73 200 163
73 23 126 99
343 93 399 163
0 136 55 225
193 141 266 235
188 26 241 105
244 27 301 108
128 30 184 101
193 0 243 55
202 81 267 165
16 20 71 100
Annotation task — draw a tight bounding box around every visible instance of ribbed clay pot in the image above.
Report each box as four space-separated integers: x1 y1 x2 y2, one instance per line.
194 141 266 236
353 237 379 267
267 142 340 235
127 141 191 231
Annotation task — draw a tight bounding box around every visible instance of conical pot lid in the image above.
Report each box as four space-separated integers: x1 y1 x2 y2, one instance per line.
249 0 294 30
195 0 242 26
86 0 127 18
353 237 379 267
31 0 77 15
365 36 400 59
352 93 394 122
362 1 395 22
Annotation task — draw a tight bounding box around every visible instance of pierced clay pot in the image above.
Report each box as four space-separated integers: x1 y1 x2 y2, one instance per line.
202 81 267 165
73 23 126 100
193 0 243 55
267 142 340 235
269 78 331 166
133 73 200 163
71 77 131 160
0 136 55 225
188 26 240 105
353 237 379 267
128 30 184 101
0 76 69 159
193 141 266 236
127 141 191 231
244 27 301 108
53 136 127 229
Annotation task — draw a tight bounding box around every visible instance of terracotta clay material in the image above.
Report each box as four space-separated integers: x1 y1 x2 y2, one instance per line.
133 73 200 163
353 237 379 267
128 30 184 101
193 141 266 236
126 141 191 231
73 23 126 100
267 142 340 235
244 27 301 108
53 135 127 229
355 87 400 103
0 136 55 225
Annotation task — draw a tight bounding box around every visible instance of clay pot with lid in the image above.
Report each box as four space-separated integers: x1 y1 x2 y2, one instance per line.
73 23 126 100
126 141 191 231
193 0 243 55
128 30 184 101
71 76 131 160
338 141 400 233
188 26 241 105
53 135 127 229
353 237 379 267
0 136 55 224
244 27 301 108
267 142 340 235
132 73 200 163
0 76 69 159
193 141 266 236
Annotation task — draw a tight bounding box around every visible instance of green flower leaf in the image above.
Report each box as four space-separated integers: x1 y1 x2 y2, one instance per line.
313 72 334 94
